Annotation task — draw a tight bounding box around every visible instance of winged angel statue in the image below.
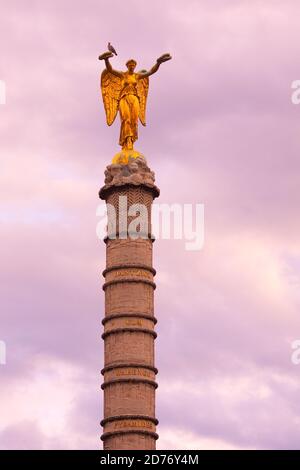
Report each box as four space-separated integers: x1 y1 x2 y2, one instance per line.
99 51 172 163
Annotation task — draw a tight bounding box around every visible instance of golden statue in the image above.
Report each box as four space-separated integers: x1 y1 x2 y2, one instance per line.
99 51 172 164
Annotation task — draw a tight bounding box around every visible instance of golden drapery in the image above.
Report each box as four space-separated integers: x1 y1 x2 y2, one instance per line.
119 93 139 147
101 70 149 151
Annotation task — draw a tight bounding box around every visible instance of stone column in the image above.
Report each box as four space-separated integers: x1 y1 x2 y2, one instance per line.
99 157 160 450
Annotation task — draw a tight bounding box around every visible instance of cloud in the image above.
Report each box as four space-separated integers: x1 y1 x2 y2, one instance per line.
1 0 300 449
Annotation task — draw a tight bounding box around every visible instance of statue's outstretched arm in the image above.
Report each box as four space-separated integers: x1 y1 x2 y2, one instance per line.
137 53 172 79
99 51 123 78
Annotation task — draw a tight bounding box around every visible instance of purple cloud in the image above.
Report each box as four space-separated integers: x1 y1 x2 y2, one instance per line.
1 0 300 449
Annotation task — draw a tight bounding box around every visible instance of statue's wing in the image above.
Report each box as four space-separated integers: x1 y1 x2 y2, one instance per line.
136 74 149 126
101 70 122 126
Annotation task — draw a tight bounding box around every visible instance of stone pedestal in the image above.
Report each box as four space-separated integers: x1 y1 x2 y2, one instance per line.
99 157 160 450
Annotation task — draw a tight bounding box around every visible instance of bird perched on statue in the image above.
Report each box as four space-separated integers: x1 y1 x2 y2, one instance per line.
107 42 117 56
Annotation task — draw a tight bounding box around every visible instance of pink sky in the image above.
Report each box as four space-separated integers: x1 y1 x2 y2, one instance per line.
1 0 300 449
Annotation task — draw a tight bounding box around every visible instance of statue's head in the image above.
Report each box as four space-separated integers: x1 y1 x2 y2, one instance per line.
126 59 137 73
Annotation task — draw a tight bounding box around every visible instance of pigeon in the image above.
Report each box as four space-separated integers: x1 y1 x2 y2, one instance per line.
108 42 117 56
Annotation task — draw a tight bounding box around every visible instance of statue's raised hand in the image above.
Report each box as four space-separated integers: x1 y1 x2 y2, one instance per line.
98 51 114 61
157 53 172 64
